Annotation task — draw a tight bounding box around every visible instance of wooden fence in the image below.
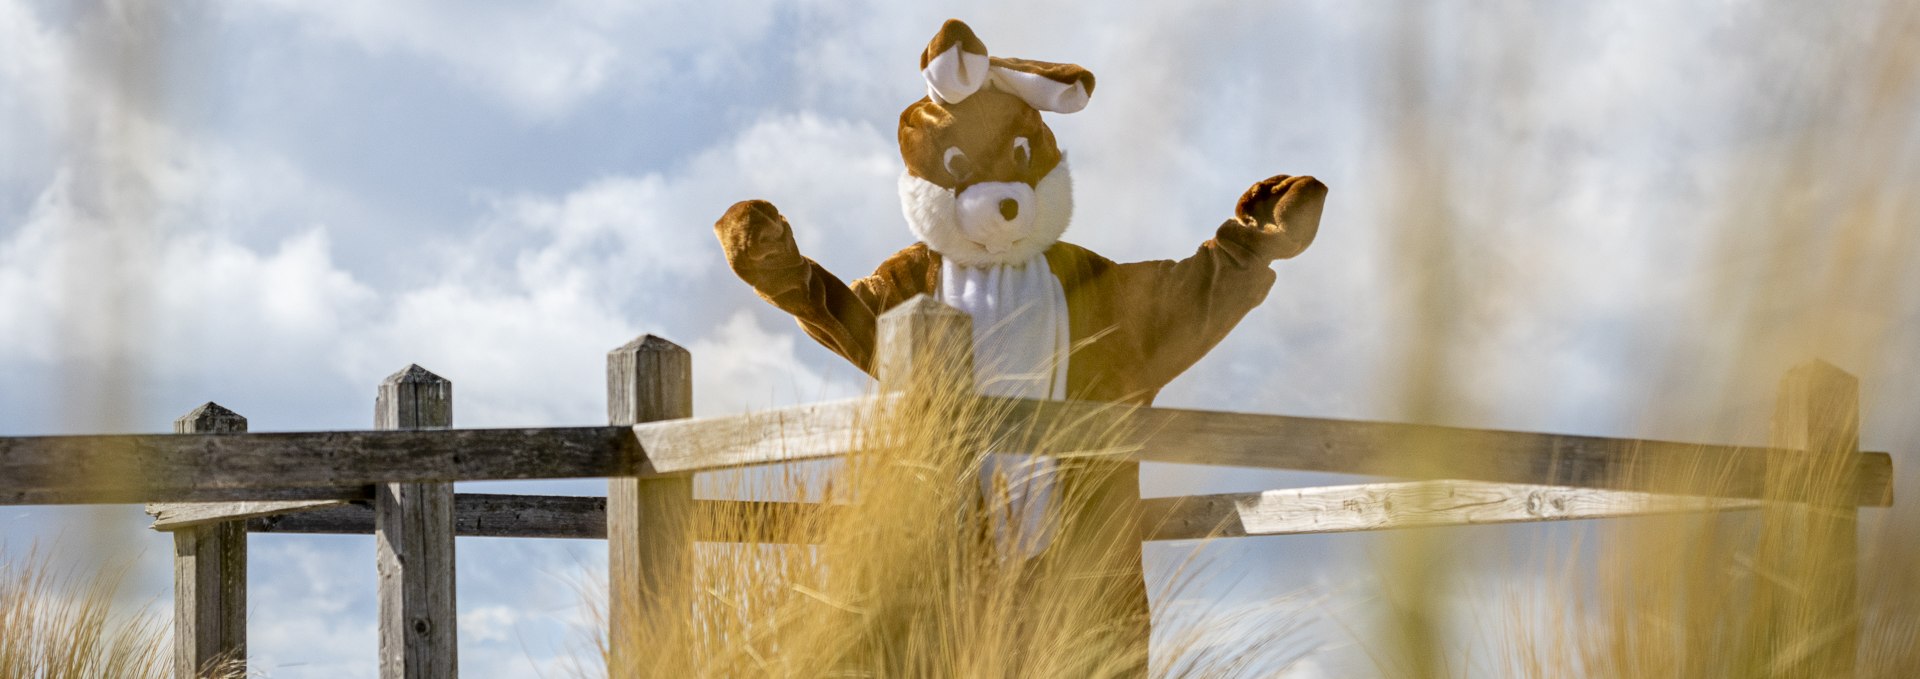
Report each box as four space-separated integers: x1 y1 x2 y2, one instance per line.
0 295 1896 678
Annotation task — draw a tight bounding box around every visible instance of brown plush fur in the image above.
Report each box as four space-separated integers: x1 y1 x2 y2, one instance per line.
921 18 988 67
899 89 1062 190
714 175 1326 405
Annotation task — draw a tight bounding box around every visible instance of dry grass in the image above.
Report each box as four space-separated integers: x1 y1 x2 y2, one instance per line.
1495 512 1920 679
599 335 1310 678
0 551 171 679
585 333 1914 679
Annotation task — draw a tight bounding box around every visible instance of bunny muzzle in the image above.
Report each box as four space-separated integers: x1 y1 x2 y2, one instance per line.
954 181 1035 255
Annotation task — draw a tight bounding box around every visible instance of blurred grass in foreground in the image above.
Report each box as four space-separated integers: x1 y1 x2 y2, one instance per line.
1368 3 1920 678
0 551 171 678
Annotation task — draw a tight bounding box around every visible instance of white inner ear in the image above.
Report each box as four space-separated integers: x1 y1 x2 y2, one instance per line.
989 67 1089 114
925 45 991 104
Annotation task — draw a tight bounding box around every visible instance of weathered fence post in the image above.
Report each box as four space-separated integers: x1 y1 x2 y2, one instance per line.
375 365 457 679
1760 359 1861 677
606 336 693 677
876 295 974 393
172 402 248 679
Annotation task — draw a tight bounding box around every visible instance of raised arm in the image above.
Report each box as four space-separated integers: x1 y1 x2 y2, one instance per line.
714 199 931 374
1111 175 1327 388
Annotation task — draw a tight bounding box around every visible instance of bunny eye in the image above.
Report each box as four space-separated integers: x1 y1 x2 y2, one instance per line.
1012 137 1031 169
943 147 973 182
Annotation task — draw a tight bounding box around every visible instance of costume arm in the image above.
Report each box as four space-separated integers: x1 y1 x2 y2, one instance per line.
1115 175 1327 387
714 199 919 374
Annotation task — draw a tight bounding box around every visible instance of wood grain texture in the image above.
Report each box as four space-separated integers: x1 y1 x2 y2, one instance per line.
256 494 602 539
174 522 247 678
3 405 1892 507
1141 480 1762 541
375 365 457 679
606 336 694 679
0 426 639 504
983 397 1895 506
626 395 1893 505
629 396 885 474
150 499 349 531
170 402 247 679
247 494 827 543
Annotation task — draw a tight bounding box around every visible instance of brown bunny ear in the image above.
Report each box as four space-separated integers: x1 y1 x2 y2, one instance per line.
989 56 1095 113
921 19 990 104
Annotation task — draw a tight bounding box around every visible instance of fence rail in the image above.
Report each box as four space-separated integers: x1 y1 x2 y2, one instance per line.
0 405 1892 506
0 294 1895 679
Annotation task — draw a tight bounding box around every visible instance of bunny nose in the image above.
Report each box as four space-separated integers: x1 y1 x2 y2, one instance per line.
999 199 1019 221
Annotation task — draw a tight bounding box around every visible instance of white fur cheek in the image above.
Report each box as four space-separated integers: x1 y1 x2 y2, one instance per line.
900 171 990 265
1026 158 1073 255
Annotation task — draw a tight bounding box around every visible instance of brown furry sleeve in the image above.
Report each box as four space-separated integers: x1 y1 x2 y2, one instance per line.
1106 176 1326 390
1108 233 1278 391
715 200 934 374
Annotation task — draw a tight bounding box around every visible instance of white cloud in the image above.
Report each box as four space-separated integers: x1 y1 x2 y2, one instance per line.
461 605 519 644
335 112 897 426
692 310 860 415
246 539 380 678
0 166 377 376
334 278 634 427
243 0 619 118
239 0 782 119
0 0 67 130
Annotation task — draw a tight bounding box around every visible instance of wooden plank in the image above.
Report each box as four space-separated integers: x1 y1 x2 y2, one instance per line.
1140 480 1762 541
606 335 694 679
375 365 456 679
254 494 603 539
1 401 1894 507
246 494 826 543
983 397 1896 506
629 396 1894 505
170 402 249 679
1758 360 1861 677
628 396 882 474
150 499 350 531
0 426 639 504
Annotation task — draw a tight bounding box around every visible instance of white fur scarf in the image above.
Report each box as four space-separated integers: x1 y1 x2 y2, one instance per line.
937 252 1070 399
936 253 1069 558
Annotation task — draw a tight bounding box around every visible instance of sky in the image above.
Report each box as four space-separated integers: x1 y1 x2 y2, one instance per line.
2 1 1917 677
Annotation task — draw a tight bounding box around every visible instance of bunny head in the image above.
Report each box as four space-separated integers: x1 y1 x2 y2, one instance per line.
898 19 1094 267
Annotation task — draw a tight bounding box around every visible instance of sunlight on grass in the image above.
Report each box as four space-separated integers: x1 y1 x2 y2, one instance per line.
0 551 191 679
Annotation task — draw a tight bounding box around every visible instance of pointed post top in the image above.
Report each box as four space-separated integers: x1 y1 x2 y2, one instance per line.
1786 358 1857 387
876 294 974 392
607 334 692 426
880 294 969 323
377 364 451 431
609 334 688 358
174 402 247 434
382 364 448 386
